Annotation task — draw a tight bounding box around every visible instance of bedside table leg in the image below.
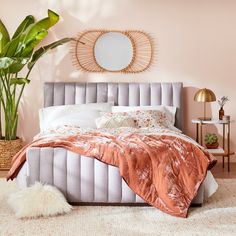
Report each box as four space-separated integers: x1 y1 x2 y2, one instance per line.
196 123 199 142
228 156 230 172
223 124 225 169
227 123 230 172
200 123 203 146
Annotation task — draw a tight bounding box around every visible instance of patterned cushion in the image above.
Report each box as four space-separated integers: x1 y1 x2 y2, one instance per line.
100 110 182 132
95 114 136 129
100 110 165 128
112 105 176 125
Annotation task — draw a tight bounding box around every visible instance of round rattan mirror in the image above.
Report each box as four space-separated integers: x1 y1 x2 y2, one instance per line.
94 32 133 71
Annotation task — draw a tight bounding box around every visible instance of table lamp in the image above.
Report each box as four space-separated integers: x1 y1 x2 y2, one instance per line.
194 88 216 121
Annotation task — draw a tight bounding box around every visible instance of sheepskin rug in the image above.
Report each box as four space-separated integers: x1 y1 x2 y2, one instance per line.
8 182 72 218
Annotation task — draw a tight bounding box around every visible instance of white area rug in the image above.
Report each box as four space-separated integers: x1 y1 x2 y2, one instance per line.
8 182 72 218
0 179 236 236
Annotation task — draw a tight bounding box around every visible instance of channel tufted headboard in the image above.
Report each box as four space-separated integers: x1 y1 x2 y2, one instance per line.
44 82 183 130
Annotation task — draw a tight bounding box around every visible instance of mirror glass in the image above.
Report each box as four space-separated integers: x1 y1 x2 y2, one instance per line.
94 32 133 71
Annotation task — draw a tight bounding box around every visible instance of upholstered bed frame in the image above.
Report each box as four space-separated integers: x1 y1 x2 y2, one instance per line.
16 82 204 205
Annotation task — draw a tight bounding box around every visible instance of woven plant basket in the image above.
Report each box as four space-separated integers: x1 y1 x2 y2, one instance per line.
0 138 23 170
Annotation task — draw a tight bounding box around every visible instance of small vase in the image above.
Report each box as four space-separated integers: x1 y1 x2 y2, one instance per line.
219 107 224 120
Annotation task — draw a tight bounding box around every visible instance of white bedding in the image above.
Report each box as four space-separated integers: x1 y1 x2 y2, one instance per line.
39 102 114 131
204 171 218 199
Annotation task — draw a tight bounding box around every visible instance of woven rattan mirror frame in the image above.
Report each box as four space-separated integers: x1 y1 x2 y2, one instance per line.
71 30 154 73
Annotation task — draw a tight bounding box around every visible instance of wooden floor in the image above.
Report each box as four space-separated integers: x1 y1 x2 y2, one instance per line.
1 163 236 179
211 162 236 179
0 171 8 178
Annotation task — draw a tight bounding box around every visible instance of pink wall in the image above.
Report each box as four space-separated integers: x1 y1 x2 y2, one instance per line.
1 0 236 161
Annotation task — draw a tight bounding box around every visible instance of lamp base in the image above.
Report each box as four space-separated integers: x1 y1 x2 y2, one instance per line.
198 117 212 121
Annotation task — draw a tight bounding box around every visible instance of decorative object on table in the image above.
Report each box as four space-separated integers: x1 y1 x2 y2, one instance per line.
0 9 72 169
71 30 154 73
8 182 72 218
191 119 235 172
194 88 216 121
223 115 230 121
204 133 219 149
218 96 229 120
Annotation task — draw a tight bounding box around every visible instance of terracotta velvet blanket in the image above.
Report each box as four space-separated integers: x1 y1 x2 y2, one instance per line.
7 126 216 218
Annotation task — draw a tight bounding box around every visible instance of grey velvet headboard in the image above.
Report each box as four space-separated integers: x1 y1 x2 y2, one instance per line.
44 82 183 130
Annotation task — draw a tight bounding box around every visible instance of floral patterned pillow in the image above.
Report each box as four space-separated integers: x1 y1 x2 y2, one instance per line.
129 110 166 128
101 110 164 127
101 110 182 132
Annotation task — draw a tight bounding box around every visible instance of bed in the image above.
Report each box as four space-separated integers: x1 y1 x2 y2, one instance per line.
14 82 217 215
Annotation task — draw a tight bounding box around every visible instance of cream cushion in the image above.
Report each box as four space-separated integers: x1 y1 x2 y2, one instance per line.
95 114 136 129
112 105 177 125
101 110 181 133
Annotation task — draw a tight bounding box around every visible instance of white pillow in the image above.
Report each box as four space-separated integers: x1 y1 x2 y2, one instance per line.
43 110 101 131
95 114 136 129
39 103 113 131
112 105 177 125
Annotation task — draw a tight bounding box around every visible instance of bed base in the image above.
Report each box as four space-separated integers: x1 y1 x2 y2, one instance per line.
17 147 204 205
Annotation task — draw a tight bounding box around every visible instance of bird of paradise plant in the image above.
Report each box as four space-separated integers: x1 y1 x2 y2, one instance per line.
0 10 72 140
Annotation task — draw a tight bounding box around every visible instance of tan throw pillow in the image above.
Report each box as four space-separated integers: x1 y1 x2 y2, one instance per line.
100 110 181 132
102 110 166 128
112 105 177 125
95 114 136 129
127 110 166 128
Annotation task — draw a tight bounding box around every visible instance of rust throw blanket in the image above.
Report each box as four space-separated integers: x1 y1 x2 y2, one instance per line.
7 127 216 218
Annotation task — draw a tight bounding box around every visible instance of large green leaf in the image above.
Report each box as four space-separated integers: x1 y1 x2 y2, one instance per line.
1 33 22 57
0 57 14 69
23 10 59 45
9 57 29 73
21 29 48 57
28 37 72 70
0 20 10 54
10 78 30 86
12 15 34 39
0 57 28 73
1 10 59 58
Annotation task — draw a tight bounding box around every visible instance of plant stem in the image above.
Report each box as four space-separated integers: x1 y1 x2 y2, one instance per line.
0 80 2 139
0 68 29 140
0 71 15 140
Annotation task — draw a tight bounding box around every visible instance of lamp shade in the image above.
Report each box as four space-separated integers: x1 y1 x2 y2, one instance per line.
194 88 216 102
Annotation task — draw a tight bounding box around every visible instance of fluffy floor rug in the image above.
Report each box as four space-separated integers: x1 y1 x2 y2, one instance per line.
0 179 236 236
8 182 72 218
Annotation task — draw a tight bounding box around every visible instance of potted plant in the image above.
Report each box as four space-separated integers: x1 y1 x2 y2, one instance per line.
204 133 219 149
0 10 72 169
218 96 229 120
